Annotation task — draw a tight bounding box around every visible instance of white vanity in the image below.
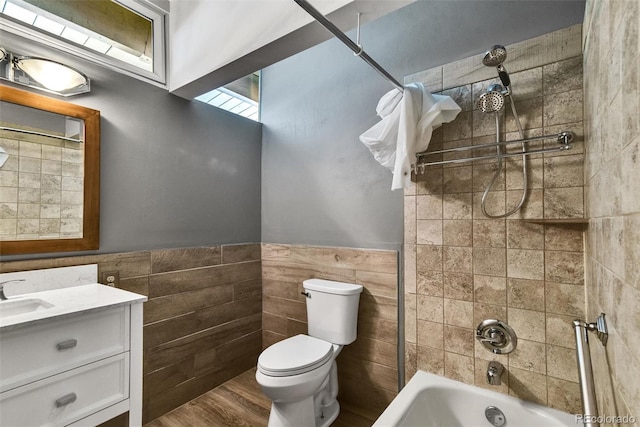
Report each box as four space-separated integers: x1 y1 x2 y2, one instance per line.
0 265 147 427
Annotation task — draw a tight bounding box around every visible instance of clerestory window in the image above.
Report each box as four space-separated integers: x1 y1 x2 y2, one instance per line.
195 72 261 122
0 0 166 85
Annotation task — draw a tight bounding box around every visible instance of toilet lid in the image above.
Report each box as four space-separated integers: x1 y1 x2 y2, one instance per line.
258 334 333 377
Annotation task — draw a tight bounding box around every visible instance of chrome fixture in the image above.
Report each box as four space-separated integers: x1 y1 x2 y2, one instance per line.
482 45 507 67
573 313 608 427
292 0 403 92
475 81 527 218
413 44 576 201
476 319 517 354
476 85 505 113
482 45 525 137
414 131 573 169
0 279 26 300
486 361 504 386
0 47 90 96
479 45 528 218
485 405 506 426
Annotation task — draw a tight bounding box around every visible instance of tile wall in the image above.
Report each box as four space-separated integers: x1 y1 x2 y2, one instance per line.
261 244 399 418
0 243 262 424
0 134 84 240
403 25 585 414
583 0 640 421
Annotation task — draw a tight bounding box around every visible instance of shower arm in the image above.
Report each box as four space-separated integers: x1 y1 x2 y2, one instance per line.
292 0 404 92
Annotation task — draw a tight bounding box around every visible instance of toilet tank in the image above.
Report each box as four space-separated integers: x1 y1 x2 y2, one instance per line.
302 279 363 345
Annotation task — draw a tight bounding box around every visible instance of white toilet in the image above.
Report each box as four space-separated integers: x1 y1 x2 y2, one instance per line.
256 278 363 427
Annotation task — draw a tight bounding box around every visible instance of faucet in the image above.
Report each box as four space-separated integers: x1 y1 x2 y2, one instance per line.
487 361 503 386
0 279 26 300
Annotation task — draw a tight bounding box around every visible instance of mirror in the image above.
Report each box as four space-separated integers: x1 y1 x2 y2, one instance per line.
0 85 99 255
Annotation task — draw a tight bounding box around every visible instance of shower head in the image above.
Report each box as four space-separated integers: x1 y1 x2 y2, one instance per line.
483 45 507 67
477 89 505 113
483 45 511 89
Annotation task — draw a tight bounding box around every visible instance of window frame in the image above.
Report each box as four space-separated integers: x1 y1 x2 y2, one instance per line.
0 0 167 87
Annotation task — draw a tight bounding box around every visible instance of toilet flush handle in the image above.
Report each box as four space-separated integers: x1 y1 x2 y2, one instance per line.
301 291 311 298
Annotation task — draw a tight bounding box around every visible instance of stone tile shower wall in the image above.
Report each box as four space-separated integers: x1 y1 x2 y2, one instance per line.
0 244 262 425
583 0 640 421
0 134 84 240
403 25 585 414
261 244 399 418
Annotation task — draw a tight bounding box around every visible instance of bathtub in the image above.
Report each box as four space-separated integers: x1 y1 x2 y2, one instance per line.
373 370 576 427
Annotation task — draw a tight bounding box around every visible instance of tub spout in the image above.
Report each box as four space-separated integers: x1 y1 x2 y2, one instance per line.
487 361 503 386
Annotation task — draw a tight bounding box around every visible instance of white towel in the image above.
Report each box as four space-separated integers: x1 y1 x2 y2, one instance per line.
359 83 461 190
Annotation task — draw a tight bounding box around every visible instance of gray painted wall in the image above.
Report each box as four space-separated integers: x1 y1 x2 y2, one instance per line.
260 0 585 250
2 32 262 260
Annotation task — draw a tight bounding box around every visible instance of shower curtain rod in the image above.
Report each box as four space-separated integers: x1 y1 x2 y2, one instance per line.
293 0 404 92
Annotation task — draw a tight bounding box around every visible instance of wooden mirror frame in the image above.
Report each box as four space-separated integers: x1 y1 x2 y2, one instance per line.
0 85 100 255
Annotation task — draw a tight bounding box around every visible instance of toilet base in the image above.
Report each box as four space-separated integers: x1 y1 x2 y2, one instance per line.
267 398 340 427
316 400 339 427
268 397 315 427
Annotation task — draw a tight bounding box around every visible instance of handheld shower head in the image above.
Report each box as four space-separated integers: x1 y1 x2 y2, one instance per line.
482 45 507 67
477 89 505 113
483 45 511 89
481 43 523 138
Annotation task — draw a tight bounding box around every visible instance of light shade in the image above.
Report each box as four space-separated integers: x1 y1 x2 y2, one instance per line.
15 57 89 92
0 47 90 96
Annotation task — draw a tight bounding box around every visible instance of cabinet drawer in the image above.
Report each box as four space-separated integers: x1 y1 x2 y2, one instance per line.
0 307 129 392
0 353 129 427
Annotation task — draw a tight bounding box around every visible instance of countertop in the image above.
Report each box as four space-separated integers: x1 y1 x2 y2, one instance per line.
0 283 147 331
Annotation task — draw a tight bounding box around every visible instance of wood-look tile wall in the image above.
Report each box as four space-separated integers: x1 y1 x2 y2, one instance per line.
403 25 586 415
261 244 399 417
583 0 640 420
0 243 262 424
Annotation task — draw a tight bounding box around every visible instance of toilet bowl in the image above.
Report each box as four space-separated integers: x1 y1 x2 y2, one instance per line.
256 334 341 427
256 279 363 427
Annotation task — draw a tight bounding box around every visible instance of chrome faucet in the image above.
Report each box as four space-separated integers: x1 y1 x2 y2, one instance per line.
487 361 503 386
0 279 26 300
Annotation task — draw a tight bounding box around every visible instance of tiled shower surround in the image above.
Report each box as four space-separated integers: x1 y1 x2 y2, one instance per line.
403 25 586 414
584 0 640 421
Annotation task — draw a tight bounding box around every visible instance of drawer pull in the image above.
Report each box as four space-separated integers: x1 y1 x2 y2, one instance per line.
55 393 77 408
56 339 78 351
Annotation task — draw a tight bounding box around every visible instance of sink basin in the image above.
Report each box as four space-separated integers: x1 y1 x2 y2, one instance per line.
0 299 54 317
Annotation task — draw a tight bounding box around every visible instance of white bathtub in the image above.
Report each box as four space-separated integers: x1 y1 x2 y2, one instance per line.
373 370 576 427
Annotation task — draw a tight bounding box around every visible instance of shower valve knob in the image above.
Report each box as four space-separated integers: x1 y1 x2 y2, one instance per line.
476 319 517 354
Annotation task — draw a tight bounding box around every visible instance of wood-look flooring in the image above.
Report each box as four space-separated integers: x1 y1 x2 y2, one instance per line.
144 368 377 427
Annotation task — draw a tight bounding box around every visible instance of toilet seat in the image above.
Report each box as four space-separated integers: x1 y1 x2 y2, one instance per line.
258 334 333 377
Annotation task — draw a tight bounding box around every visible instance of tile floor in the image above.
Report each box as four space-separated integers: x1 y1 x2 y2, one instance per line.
144 368 376 427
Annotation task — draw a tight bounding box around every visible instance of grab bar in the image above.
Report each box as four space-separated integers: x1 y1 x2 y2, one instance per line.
573 313 608 427
413 131 574 170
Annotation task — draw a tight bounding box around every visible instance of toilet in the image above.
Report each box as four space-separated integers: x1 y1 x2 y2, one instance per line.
255 278 363 427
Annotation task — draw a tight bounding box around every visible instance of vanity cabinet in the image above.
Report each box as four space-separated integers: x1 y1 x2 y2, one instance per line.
0 300 144 427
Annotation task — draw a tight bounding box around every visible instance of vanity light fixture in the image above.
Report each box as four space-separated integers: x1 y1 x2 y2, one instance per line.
0 47 90 96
